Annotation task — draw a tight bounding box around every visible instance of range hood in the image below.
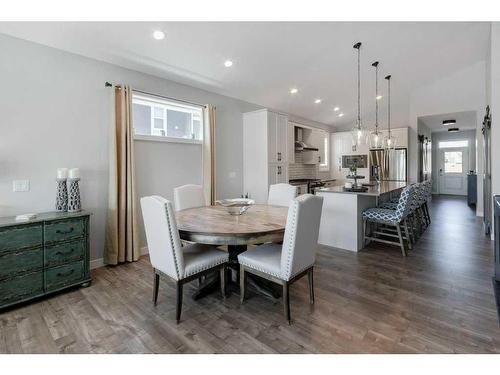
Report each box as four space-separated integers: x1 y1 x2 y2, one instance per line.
295 127 319 152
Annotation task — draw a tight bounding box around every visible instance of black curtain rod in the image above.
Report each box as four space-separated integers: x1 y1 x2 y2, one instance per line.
104 81 207 108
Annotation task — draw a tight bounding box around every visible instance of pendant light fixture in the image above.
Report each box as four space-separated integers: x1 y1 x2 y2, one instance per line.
351 42 367 146
369 61 383 149
384 74 396 150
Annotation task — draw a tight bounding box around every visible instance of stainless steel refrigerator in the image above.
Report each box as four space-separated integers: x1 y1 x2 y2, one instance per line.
369 148 408 182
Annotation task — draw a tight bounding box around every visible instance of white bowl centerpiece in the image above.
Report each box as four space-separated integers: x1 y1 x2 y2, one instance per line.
216 198 255 215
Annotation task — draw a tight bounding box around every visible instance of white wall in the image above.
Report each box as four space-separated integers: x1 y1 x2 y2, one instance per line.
490 22 500 237
409 61 487 216
0 34 265 262
431 130 477 194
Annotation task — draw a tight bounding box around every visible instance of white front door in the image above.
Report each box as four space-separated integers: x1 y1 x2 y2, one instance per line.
438 147 469 195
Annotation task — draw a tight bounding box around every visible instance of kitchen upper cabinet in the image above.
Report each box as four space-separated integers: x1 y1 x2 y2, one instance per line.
243 109 289 203
267 112 289 163
375 128 408 148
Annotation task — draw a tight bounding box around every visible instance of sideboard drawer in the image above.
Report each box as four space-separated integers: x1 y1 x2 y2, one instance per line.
44 218 84 243
45 261 84 292
0 247 43 280
0 271 44 306
45 239 85 267
0 224 42 254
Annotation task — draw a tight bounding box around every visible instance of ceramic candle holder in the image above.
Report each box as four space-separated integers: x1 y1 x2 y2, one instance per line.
67 178 82 213
55 178 68 212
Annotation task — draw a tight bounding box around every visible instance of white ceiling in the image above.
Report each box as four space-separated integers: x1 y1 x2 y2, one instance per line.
419 110 477 132
0 22 490 128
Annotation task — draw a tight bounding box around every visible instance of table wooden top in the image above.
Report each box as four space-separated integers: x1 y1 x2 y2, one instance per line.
175 204 288 245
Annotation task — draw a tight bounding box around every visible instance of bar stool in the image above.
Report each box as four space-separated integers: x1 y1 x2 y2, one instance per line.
362 184 416 256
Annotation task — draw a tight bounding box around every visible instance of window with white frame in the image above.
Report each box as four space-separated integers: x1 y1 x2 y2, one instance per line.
319 132 329 172
132 93 203 143
438 140 468 149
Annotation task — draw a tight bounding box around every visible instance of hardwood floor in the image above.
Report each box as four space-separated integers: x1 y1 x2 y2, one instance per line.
1 195 499 353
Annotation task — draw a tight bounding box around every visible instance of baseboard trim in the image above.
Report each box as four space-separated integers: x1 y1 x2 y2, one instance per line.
90 258 104 270
89 246 149 270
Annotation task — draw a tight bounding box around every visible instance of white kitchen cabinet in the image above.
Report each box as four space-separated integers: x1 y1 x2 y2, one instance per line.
267 112 289 163
268 164 288 185
243 109 289 203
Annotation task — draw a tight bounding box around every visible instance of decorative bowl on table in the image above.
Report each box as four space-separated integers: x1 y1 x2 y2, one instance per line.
216 198 255 215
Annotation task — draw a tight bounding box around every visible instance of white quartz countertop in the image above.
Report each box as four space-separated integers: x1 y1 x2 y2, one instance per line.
317 181 407 197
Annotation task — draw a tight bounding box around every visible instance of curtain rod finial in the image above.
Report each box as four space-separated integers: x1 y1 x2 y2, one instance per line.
105 82 113 87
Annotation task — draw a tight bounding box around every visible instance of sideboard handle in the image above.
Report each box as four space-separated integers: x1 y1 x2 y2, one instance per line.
56 269 75 277
55 248 75 256
56 227 74 235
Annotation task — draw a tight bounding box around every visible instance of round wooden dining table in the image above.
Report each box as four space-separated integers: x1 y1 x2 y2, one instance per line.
175 204 289 299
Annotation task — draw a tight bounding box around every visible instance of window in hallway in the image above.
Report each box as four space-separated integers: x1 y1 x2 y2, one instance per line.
444 151 463 173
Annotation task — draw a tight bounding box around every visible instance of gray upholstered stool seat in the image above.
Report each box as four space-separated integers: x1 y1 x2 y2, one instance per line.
238 243 282 278
362 184 416 256
183 244 229 278
362 207 399 224
379 201 399 210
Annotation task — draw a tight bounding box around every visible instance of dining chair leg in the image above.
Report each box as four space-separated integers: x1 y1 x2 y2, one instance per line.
403 219 412 250
153 272 160 306
283 282 291 324
176 282 183 324
396 224 407 257
239 265 246 304
362 218 368 247
307 268 314 305
220 266 226 299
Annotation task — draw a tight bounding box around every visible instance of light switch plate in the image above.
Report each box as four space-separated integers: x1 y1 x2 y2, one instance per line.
13 180 30 192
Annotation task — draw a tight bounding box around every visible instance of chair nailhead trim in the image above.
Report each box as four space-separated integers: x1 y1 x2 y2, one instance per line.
164 203 182 279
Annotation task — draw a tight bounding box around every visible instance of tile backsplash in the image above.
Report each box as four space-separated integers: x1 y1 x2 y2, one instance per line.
288 152 318 180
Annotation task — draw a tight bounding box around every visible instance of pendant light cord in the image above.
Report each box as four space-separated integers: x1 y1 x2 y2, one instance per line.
357 46 361 127
385 75 392 136
373 61 379 130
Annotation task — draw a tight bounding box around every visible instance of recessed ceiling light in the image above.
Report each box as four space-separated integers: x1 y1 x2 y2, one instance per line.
224 60 233 67
314 99 322 104
153 30 165 40
448 127 459 132
338 113 344 117
290 88 298 94
376 95 383 100
333 107 340 112
443 119 456 126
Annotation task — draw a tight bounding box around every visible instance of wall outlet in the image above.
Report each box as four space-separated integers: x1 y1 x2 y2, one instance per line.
13 180 30 192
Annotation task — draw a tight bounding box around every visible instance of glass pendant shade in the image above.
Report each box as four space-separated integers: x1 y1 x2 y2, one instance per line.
351 124 368 146
370 130 384 149
384 132 396 150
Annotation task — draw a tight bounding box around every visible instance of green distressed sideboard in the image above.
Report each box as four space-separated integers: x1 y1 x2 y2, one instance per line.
0 211 91 310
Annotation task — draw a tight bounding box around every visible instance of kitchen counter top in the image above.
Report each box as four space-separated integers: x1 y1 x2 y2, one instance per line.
317 181 407 197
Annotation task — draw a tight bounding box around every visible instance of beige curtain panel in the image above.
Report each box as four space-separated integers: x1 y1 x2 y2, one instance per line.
105 85 140 264
203 105 217 205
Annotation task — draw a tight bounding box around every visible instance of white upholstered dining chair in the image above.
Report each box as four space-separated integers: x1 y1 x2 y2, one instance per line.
140 196 228 324
268 183 297 207
238 194 324 324
173 184 206 211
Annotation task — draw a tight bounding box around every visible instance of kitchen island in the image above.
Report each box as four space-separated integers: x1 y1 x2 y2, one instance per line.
316 181 407 252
